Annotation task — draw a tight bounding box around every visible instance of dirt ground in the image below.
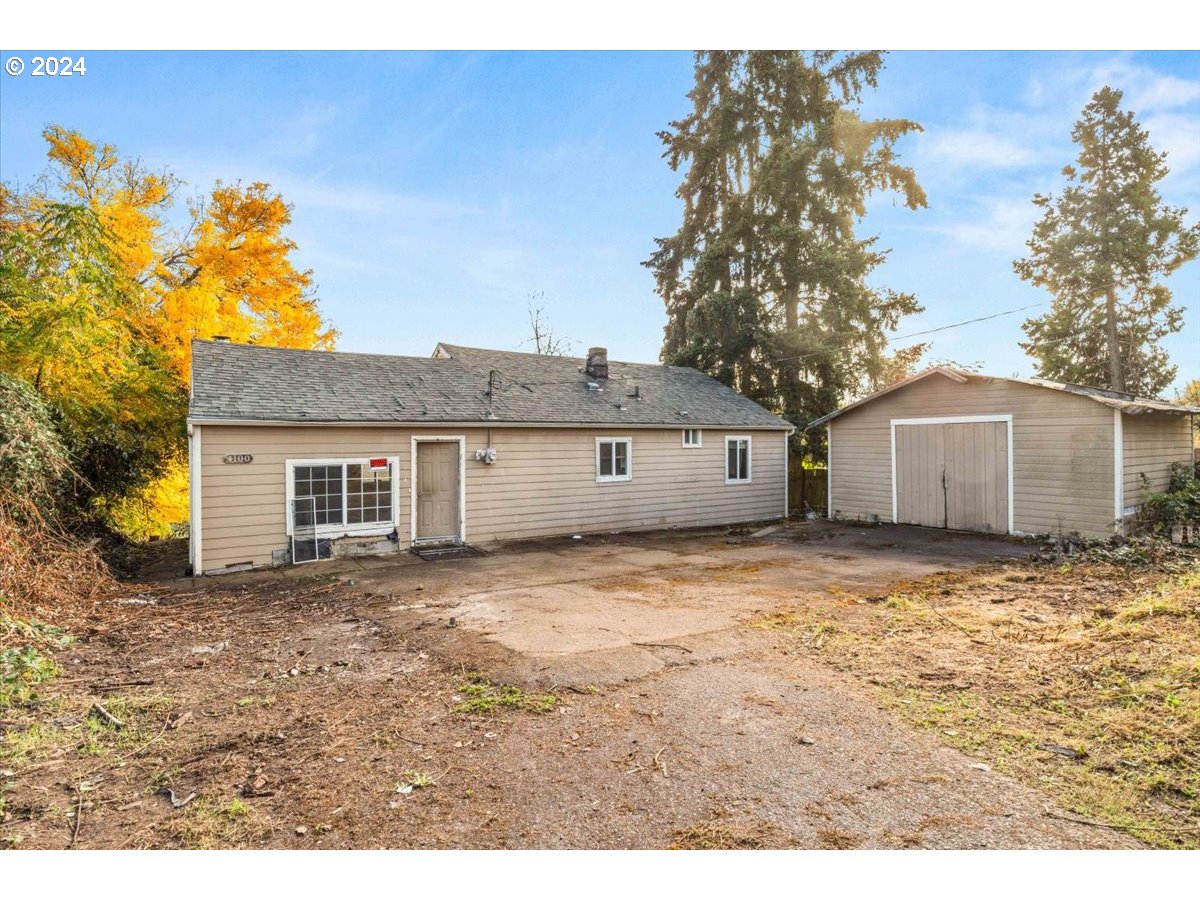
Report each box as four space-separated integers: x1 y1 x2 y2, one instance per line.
0 521 1160 848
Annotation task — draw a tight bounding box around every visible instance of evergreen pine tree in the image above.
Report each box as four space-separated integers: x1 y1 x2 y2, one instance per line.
1015 87 1198 396
647 51 927 453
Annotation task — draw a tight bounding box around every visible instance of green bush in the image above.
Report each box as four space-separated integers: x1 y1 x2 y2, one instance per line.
0 613 72 707
1136 462 1200 534
0 373 70 513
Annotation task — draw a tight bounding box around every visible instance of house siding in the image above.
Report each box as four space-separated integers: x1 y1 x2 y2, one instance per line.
1122 412 1193 510
828 374 1117 537
196 425 787 573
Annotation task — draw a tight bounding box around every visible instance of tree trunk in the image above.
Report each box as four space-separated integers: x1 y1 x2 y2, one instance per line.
783 283 802 419
1106 285 1124 392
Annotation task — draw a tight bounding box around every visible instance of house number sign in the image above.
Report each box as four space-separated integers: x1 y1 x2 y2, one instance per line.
222 454 254 464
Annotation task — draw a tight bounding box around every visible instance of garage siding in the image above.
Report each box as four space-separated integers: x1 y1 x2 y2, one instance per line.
828 374 1116 537
198 425 787 573
1122 412 1193 510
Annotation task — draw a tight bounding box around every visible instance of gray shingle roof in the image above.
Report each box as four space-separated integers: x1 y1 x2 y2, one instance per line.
809 366 1200 427
189 340 791 429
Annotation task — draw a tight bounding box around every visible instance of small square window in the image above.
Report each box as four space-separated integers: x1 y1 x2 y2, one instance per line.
596 438 632 483
682 428 702 448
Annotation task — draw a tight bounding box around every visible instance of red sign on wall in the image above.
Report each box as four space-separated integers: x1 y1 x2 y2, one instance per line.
368 458 388 471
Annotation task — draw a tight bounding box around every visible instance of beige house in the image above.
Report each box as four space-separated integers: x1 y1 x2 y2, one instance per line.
812 367 1198 538
187 340 792 575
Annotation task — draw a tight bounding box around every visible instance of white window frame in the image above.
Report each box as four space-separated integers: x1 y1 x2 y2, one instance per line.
595 436 633 483
285 456 401 539
681 428 703 448
725 435 752 484
889 414 1014 535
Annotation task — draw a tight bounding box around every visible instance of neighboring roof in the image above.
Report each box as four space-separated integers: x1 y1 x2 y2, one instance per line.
809 367 1200 428
188 340 792 429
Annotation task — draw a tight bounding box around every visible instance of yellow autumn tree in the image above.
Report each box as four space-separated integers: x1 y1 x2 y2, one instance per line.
2 127 337 536
1178 379 1200 450
157 181 336 379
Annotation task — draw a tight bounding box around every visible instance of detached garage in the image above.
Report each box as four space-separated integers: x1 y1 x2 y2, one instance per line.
813 367 1199 539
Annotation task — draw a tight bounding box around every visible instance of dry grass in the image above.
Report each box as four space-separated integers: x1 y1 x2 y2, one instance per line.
166 796 274 849
817 827 864 849
672 813 793 849
756 554 1200 849
0 493 115 628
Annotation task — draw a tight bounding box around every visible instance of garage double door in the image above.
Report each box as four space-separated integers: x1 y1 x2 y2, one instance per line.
893 418 1010 533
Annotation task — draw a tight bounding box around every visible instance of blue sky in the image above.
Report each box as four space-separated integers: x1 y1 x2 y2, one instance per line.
2 50 1197 392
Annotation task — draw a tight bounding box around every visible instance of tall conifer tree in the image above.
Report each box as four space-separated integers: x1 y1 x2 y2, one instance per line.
1015 87 1198 396
647 51 927 450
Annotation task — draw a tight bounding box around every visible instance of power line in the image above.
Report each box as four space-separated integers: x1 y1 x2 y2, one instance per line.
770 301 1048 365
889 302 1046 344
491 300 1056 392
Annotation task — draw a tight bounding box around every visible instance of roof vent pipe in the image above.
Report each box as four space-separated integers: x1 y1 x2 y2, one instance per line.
213 335 231 343
585 346 608 379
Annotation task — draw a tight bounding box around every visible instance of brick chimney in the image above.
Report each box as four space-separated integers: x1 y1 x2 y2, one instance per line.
585 347 609 379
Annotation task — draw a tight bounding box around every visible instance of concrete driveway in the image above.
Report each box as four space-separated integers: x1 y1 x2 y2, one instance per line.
330 522 1137 848
350 520 1027 685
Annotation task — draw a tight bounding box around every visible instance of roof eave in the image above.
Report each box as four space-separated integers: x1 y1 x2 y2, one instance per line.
186 416 793 430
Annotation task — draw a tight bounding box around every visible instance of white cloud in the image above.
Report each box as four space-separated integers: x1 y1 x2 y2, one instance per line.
264 103 343 159
1129 74 1200 112
937 196 1039 255
281 179 482 219
925 129 1037 169
1086 58 1200 112
1144 112 1200 177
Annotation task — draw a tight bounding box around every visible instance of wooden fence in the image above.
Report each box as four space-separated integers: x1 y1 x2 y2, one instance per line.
789 459 827 515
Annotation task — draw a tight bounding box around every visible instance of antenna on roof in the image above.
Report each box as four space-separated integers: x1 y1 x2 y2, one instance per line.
485 369 498 419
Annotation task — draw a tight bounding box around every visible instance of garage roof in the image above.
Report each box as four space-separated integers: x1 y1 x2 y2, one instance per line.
809 366 1200 427
189 339 792 429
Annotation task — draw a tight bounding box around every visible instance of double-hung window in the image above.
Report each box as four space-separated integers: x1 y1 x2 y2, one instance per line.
682 428 702 448
596 437 632 483
288 458 397 535
725 436 752 484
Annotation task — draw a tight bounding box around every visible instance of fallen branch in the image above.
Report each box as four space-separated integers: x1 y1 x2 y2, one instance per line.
90 678 155 691
633 641 693 654
69 787 84 848
654 745 669 778
1043 808 1200 835
89 702 125 729
156 786 198 809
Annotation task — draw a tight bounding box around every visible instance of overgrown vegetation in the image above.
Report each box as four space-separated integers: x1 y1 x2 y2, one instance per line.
0 614 73 708
2 127 336 537
451 674 558 715
0 369 116 628
754 552 1200 848
1 691 175 769
1135 462 1200 536
0 374 70 512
